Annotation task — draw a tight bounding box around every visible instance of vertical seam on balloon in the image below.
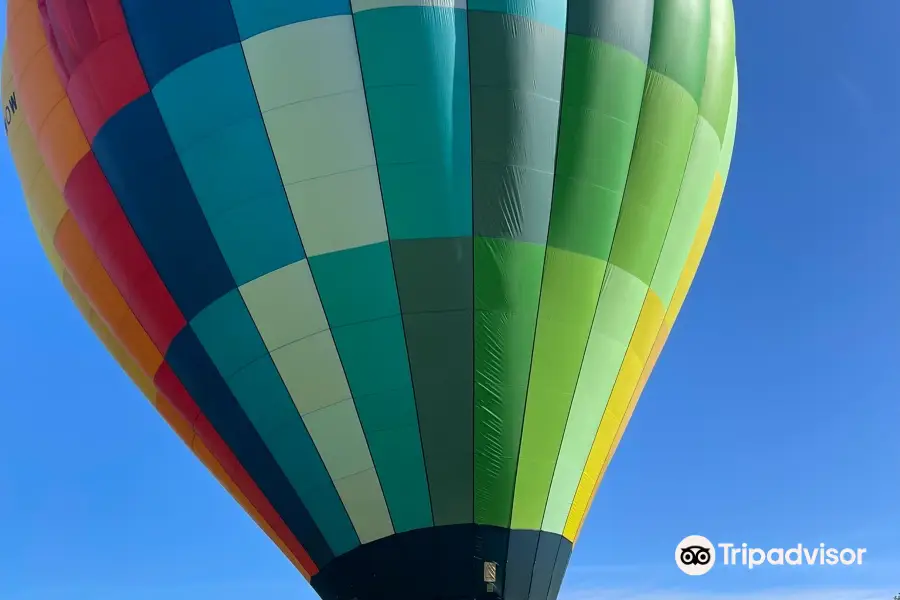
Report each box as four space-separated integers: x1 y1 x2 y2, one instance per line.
346 3 435 532
530 25 611 539
553 10 658 537
500 9 570 599
8 10 317 574
560 8 714 538
13 2 310 571
83 2 325 570
2 35 318 575
465 1 477 535
225 7 367 552
576 57 736 542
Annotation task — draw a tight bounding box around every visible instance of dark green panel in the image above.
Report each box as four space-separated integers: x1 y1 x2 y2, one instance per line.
469 11 564 244
699 0 736 141
648 0 710 103
547 37 646 259
391 237 474 526
566 0 654 62
469 7 566 529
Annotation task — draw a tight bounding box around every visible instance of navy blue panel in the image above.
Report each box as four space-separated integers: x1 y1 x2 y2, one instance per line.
504 529 540 599
165 327 333 565
528 532 562 600
547 538 572 600
91 94 235 320
310 525 569 600
121 0 241 86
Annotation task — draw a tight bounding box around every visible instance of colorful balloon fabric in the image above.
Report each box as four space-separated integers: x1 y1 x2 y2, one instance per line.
3 0 737 598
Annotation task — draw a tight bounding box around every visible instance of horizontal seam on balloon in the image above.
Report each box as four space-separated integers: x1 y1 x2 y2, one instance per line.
258 88 365 114
234 1 382 550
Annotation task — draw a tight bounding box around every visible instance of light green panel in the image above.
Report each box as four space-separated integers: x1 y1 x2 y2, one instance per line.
242 15 389 257
303 398 393 543
510 249 607 529
333 469 395 544
608 71 699 285
239 259 329 350
541 265 648 534
271 331 351 414
650 117 720 306
720 68 739 182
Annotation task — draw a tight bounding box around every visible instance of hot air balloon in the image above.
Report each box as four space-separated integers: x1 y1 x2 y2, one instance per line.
3 0 738 597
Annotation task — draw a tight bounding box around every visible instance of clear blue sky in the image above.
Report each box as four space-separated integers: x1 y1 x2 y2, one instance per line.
1 1 899 599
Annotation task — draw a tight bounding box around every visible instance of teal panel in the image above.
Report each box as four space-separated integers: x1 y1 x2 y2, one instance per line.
331 316 432 532
230 0 351 40
468 0 567 31
190 289 268 378
354 6 471 239
153 42 303 285
228 358 361 556
190 290 360 555
308 242 400 327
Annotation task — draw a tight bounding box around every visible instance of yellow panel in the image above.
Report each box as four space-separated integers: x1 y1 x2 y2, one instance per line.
566 172 727 542
563 290 665 541
25 201 65 279
26 167 68 238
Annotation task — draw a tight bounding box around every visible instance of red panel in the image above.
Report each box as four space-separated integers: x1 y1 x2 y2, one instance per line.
154 371 318 575
153 362 200 424
39 0 148 140
64 154 185 352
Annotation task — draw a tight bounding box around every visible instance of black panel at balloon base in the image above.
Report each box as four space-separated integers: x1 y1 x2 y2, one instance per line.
309 524 572 600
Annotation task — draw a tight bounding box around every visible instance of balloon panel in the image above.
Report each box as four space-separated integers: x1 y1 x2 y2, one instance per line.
4 0 737 597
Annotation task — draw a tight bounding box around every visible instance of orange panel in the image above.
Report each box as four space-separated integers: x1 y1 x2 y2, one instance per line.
37 97 90 189
7 0 47 80
12 47 64 137
53 213 163 376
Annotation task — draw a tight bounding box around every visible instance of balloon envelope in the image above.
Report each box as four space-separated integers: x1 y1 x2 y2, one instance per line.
4 0 737 598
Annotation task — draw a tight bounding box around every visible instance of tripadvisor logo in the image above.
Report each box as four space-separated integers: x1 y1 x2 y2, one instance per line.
675 535 867 575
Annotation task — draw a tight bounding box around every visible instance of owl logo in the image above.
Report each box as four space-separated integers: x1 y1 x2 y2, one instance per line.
675 535 716 575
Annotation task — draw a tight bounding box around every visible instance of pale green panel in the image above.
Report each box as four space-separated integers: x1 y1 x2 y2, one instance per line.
243 16 388 257
288 168 388 256
650 118 720 307
271 331 352 414
239 259 329 351
334 469 395 544
304 399 394 542
541 265 647 534
719 66 738 183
